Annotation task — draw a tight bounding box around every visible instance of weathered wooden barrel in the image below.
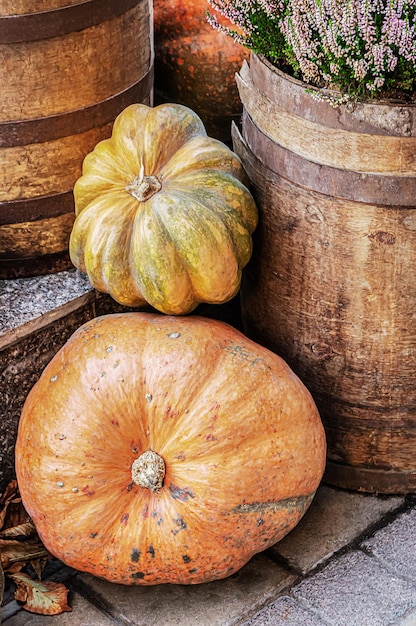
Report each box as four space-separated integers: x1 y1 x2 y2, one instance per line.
233 53 416 494
0 0 153 278
154 0 249 143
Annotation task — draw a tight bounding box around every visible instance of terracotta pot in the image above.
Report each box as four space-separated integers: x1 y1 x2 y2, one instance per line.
0 0 153 278
233 53 416 494
154 0 249 143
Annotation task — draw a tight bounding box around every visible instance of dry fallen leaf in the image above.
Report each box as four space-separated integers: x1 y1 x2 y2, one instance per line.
30 556 49 581
0 519 49 571
3 561 25 575
0 557 4 608
1 543 48 571
0 521 37 540
0 480 71 616
0 481 29 530
0 480 24 530
10 572 71 615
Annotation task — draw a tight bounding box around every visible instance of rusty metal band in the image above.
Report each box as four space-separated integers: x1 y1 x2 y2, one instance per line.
0 67 153 148
0 252 73 278
241 111 416 208
0 191 75 226
325 461 416 493
0 0 143 44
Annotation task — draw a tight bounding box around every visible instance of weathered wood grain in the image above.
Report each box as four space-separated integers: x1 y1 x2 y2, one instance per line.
233 54 416 493
250 54 416 137
241 111 416 206
0 0 141 43
237 60 416 175
0 214 75 257
1 125 113 203
0 0 153 278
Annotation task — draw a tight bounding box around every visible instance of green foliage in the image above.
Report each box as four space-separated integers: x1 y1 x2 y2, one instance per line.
207 0 416 101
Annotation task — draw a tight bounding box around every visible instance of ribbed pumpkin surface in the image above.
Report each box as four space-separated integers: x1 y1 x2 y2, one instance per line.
15 313 326 585
69 103 258 314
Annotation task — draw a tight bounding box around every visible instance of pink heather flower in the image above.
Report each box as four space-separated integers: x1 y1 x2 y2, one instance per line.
207 0 416 97
258 0 285 15
206 12 253 46
351 58 370 80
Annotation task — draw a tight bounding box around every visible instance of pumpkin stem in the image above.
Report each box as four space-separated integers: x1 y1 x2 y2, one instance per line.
126 169 162 202
131 450 165 492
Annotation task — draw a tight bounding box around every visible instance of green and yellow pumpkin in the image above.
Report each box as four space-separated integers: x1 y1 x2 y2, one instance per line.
69 103 258 314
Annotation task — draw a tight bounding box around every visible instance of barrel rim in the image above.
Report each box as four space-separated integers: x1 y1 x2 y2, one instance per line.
0 0 145 43
251 53 416 137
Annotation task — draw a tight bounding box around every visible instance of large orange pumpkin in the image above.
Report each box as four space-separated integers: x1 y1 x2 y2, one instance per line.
15 313 326 585
69 102 258 315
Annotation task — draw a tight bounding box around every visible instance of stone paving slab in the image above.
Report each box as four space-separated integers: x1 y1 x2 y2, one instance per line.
75 554 296 626
2 593 114 626
241 595 328 625
292 550 416 626
361 506 416 583
269 485 404 574
396 607 416 625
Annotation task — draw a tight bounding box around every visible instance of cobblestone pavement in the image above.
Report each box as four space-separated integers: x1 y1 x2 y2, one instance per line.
2 485 416 625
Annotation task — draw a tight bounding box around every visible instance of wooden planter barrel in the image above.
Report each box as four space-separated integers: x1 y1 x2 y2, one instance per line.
0 0 153 279
233 53 416 494
154 0 249 143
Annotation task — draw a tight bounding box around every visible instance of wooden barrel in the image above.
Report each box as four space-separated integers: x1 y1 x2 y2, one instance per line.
233 53 416 494
153 0 249 143
0 0 153 279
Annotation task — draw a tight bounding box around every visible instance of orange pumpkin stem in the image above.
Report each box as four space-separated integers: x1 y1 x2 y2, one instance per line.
131 450 165 492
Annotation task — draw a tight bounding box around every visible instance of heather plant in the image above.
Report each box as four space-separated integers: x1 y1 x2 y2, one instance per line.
207 0 416 101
